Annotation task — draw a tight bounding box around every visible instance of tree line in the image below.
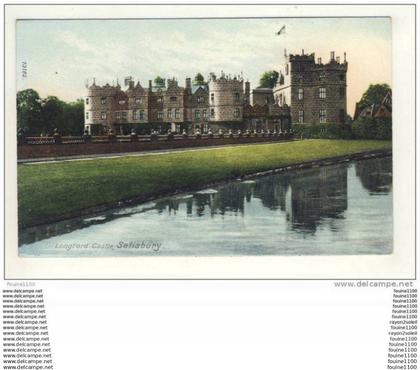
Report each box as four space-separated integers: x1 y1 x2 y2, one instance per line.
17 89 84 136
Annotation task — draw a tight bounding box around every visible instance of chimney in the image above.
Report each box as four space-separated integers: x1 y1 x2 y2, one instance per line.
148 80 152 89
344 52 347 62
129 80 134 89
302 49 304 55
185 77 192 90
330 51 335 61
245 81 250 95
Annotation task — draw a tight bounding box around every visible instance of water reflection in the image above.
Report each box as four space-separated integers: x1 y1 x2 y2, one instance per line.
19 156 393 256
355 157 392 193
287 165 348 233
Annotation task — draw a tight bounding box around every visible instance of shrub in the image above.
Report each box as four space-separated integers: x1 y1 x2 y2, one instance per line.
293 117 391 141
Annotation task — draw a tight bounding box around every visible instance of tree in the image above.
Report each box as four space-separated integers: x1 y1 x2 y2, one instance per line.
41 96 66 134
17 89 85 136
358 84 391 107
62 99 84 135
17 89 43 134
259 71 279 88
154 76 165 87
193 73 206 86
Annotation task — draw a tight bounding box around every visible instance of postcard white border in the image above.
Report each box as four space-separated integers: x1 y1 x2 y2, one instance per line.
4 4 415 279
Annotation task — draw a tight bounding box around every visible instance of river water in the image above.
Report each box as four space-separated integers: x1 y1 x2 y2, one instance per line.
19 156 393 257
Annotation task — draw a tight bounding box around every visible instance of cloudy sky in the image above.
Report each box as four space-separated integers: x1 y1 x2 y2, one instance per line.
16 17 391 114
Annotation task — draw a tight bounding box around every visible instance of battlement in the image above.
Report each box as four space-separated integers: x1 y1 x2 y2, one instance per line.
289 51 348 70
209 72 244 85
87 82 122 97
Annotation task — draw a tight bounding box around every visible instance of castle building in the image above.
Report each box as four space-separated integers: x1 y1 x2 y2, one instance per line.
273 50 348 124
84 51 347 134
84 74 291 135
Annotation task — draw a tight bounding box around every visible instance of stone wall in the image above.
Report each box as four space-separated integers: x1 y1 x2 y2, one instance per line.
18 135 294 160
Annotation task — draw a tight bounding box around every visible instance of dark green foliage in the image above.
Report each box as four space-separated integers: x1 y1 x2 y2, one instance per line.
292 123 353 140
259 71 279 88
17 89 85 136
193 73 206 86
154 76 165 87
17 89 43 135
358 84 391 107
351 117 392 140
293 117 392 141
63 99 85 135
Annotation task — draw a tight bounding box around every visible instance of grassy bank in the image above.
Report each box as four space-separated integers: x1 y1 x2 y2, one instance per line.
18 139 392 227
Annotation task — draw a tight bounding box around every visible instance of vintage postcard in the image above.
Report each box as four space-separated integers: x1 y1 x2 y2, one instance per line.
4 5 415 279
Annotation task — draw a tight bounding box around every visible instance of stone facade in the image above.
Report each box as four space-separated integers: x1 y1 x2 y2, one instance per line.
85 73 292 135
273 51 348 124
208 72 244 128
84 51 347 133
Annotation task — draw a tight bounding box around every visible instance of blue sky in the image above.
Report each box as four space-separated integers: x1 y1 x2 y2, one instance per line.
16 17 391 113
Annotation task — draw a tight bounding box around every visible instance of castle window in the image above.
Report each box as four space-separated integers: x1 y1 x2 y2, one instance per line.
319 109 327 123
168 109 173 119
85 112 89 120
85 98 89 105
175 109 180 119
158 111 163 120
116 112 120 119
118 100 125 105
298 110 304 123
203 110 207 119
133 110 139 120
319 87 326 99
234 92 240 102
101 112 107 120
135 98 142 104
234 108 240 118
170 96 177 102
101 97 106 105
279 74 284 85
339 87 345 98
298 88 304 100
122 112 127 119
140 110 145 120
197 96 205 103
210 93 214 104
210 109 215 118
195 110 201 120
157 97 163 103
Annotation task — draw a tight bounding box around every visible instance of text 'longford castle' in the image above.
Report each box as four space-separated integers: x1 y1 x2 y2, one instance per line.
84 50 348 134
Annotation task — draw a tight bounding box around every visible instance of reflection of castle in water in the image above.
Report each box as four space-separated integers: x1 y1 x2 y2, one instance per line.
355 157 392 193
286 166 348 233
156 163 349 233
19 157 392 246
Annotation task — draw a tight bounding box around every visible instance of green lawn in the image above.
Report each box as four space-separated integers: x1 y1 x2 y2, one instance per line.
18 139 392 227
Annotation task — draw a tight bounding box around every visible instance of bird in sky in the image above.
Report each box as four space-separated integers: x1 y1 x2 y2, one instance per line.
276 25 286 36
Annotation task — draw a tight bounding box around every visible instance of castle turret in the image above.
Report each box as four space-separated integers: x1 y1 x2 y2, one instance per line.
85 82 122 134
273 51 348 124
208 73 244 125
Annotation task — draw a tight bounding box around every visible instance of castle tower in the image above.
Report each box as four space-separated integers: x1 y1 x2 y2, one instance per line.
208 72 244 128
85 82 122 134
273 51 348 124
